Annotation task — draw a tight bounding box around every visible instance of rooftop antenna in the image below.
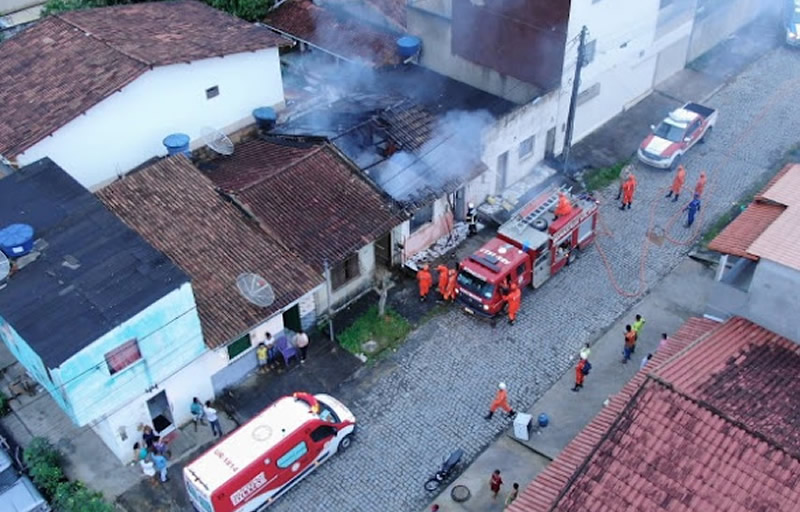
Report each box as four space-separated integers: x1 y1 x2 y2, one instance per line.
0 252 9 283
201 126 234 156
236 273 275 308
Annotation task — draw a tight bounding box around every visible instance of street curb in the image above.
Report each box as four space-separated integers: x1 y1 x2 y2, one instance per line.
504 429 555 461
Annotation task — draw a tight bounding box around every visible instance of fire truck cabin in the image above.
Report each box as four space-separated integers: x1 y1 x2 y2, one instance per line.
456 187 597 318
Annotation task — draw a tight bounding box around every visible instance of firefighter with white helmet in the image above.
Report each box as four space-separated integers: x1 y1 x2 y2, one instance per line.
467 202 478 236
485 382 515 420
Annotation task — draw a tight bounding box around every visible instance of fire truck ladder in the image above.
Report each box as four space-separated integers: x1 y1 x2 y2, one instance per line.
509 185 572 233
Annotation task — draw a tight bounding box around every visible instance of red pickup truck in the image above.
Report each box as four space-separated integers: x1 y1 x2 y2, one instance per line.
637 102 717 171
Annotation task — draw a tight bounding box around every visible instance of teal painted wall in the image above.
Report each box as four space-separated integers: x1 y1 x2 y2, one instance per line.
0 283 206 426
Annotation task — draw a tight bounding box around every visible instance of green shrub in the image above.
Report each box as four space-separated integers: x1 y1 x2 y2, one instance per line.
23 437 114 510
55 481 114 512
583 161 629 192
338 306 411 359
0 391 9 416
29 462 64 498
24 437 61 469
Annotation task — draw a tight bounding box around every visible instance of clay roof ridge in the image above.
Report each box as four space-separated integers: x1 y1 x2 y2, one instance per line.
54 13 152 67
236 143 327 192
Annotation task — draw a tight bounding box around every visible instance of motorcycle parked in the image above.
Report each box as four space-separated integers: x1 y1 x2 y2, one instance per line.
424 449 464 491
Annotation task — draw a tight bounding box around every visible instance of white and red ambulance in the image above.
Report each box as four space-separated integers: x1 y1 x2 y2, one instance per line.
183 393 356 512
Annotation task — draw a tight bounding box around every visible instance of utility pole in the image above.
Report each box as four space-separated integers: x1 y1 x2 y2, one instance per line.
562 25 588 175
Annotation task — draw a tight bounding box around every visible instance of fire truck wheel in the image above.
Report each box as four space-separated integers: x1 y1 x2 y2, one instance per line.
339 434 353 452
567 249 579 266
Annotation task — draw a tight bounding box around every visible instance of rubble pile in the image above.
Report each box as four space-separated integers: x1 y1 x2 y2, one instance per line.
404 222 471 271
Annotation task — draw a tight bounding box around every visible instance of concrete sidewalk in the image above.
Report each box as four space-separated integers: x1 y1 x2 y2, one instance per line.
424 258 716 511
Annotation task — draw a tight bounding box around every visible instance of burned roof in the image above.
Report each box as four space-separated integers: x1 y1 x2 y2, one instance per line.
0 158 187 367
511 316 800 512
0 0 287 158
277 64 513 204
200 136 404 271
264 0 403 67
97 156 322 350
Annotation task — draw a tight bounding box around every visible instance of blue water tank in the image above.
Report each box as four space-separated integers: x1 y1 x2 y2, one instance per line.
396 35 422 59
253 107 277 132
163 133 191 157
0 223 35 258
537 413 549 428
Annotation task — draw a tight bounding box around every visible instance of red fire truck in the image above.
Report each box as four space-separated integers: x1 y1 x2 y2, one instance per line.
184 393 355 512
456 186 598 319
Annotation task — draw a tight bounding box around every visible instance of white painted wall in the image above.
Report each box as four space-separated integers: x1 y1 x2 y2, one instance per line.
16 47 285 190
315 243 377 315
480 93 560 194
91 349 219 462
554 0 661 149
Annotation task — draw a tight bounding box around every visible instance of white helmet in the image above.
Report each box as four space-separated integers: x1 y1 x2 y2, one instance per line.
498 382 507 390
468 202 475 209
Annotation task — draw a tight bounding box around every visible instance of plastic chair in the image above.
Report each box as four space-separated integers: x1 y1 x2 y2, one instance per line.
275 335 299 366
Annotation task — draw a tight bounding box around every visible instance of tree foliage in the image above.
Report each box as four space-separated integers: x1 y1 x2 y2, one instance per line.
23 437 113 510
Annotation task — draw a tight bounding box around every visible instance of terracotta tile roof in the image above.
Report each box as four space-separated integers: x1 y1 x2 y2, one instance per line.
0 17 144 158
200 136 403 271
755 162 796 200
364 0 406 28
97 156 321 350
511 317 719 512
709 164 800 270
707 202 784 260
59 0 288 66
0 0 287 158
510 317 800 512
655 317 800 456
264 0 401 67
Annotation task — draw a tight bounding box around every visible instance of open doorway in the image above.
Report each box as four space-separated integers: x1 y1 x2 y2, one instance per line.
545 127 556 159
282 304 302 333
374 232 392 268
147 391 175 437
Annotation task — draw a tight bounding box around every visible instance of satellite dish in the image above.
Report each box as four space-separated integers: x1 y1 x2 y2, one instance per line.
201 126 234 156
236 273 275 308
0 253 8 282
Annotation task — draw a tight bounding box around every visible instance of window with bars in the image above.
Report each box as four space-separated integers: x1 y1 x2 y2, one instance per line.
518 136 535 160
331 254 361 290
577 83 601 106
105 339 142 375
410 203 434 233
226 333 252 361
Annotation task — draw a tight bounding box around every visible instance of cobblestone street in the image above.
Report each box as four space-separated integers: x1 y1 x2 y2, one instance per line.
262 45 800 512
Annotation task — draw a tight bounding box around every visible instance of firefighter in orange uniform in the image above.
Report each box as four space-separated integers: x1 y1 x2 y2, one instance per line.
620 172 636 210
694 171 707 197
503 282 521 325
665 164 686 202
416 264 432 302
485 382 515 420
436 264 449 298
444 269 458 302
554 192 572 218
